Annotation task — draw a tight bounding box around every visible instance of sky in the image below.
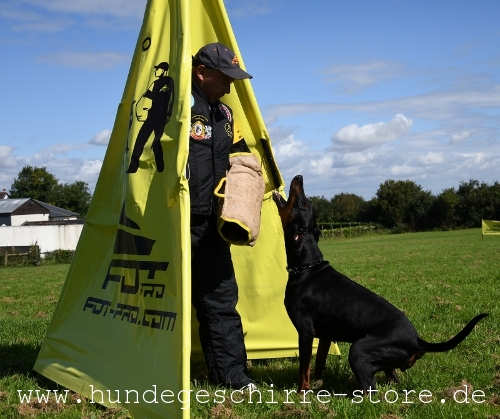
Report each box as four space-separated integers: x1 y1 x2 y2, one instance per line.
1 0 499 200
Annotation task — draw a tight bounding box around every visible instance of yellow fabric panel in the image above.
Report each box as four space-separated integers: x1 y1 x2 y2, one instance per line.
482 219 500 235
35 1 191 418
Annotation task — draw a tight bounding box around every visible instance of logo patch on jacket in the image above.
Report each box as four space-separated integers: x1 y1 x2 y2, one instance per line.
218 104 232 122
191 115 212 140
224 123 233 138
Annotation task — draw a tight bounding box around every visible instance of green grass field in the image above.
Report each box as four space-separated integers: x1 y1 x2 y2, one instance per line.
0 229 499 418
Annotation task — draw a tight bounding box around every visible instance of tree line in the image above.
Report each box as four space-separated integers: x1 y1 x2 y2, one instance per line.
9 166 92 218
310 179 500 232
8 166 499 230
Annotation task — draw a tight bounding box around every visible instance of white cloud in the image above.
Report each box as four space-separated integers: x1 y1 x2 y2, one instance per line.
266 86 500 123
413 152 445 166
337 151 375 167
392 88 500 120
390 164 417 176
459 152 497 170
266 102 343 120
76 159 103 184
0 146 19 168
0 2 70 32
0 151 27 190
2 0 144 33
17 0 145 19
90 130 112 146
0 142 105 191
272 135 305 159
268 120 500 200
451 131 471 143
310 155 334 177
35 142 89 159
36 51 129 69
32 157 103 189
331 114 413 151
321 61 406 92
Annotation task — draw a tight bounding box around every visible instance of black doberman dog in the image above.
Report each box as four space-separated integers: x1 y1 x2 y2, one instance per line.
273 175 487 393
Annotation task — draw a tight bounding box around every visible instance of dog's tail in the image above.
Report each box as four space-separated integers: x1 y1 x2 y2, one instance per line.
418 313 488 353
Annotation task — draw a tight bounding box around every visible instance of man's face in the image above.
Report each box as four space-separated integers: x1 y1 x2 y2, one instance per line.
196 66 235 104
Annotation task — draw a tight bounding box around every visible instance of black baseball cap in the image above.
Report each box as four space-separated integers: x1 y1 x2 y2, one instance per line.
192 42 252 80
154 62 169 71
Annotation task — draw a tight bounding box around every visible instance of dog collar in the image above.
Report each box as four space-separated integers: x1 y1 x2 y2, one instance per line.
286 258 324 275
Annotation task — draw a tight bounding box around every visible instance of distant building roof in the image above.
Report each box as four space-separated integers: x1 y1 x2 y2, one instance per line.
0 198 32 214
0 199 79 218
23 219 84 226
0 189 9 199
34 200 79 218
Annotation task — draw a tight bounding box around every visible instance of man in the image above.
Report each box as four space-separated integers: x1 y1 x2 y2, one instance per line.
188 42 255 390
127 61 175 173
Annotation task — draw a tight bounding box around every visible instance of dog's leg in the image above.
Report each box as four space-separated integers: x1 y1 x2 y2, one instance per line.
313 339 331 380
384 369 399 383
298 334 314 392
348 339 378 392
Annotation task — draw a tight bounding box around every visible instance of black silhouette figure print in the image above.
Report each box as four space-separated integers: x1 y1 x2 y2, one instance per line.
126 62 175 173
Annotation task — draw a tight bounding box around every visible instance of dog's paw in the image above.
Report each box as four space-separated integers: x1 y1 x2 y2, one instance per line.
272 190 286 207
312 379 324 390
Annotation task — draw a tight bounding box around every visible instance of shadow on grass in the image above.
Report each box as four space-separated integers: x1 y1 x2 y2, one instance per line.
0 343 76 392
0 343 41 377
0 343 117 418
191 355 363 396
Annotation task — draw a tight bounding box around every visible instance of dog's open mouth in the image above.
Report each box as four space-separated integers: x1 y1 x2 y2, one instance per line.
273 175 308 232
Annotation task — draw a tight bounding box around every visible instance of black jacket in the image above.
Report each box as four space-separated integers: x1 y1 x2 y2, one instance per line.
188 82 234 215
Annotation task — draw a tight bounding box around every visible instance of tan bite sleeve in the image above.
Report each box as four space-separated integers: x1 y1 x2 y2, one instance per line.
214 153 265 246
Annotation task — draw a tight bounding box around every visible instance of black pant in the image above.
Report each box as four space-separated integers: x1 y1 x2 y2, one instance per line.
126 121 164 173
191 214 250 387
